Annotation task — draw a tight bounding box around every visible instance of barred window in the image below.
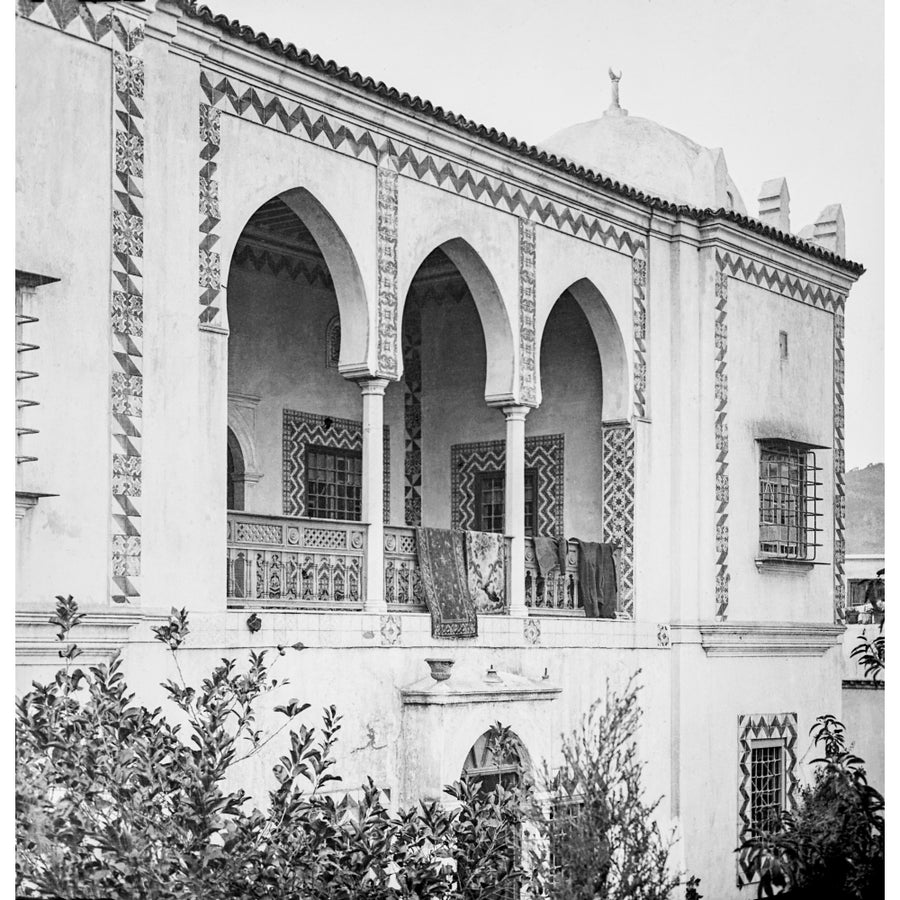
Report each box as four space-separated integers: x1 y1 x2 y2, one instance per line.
475 469 537 535
750 742 785 832
758 440 822 560
305 445 362 520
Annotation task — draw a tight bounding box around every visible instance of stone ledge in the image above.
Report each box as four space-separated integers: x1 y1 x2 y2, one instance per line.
699 621 844 657
401 668 561 706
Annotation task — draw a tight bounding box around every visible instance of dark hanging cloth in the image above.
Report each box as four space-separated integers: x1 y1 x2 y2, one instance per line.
575 540 618 619
533 536 561 579
557 536 570 573
415 527 477 638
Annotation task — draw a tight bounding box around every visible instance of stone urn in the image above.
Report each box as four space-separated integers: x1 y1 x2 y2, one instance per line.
425 658 455 682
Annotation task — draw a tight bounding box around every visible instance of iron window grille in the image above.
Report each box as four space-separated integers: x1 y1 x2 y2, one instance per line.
749 740 785 833
758 440 823 561
474 469 537 535
305 444 362 521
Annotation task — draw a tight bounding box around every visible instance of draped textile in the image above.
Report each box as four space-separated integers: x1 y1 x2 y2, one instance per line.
576 540 618 619
533 536 561 579
465 530 507 613
415 527 477 638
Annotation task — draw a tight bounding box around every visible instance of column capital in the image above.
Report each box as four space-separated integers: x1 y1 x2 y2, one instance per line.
501 404 531 422
356 376 390 396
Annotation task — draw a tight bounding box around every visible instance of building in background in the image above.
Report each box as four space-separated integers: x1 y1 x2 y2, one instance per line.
15 2 867 896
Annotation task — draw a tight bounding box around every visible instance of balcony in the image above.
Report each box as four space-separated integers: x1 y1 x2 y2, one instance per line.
227 513 584 614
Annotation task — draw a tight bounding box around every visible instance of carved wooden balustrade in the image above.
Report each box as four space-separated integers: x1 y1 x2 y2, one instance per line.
383 526 425 607
524 538 583 613
227 513 366 605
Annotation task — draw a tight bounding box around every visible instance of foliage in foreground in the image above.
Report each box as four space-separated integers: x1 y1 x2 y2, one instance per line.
16 597 524 899
737 715 884 899
526 673 683 900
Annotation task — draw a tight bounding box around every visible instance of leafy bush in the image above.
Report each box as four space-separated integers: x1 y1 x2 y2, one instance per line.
16 597 525 899
525 673 684 900
737 715 884 898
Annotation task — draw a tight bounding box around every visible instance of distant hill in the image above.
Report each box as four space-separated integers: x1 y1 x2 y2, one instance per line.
844 463 884 554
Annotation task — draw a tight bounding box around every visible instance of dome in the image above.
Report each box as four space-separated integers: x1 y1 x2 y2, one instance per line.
541 86 747 214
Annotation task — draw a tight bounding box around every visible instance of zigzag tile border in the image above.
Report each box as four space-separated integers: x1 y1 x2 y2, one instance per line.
714 269 730 620
199 102 223 327
402 299 422 525
109 14 145 604
518 218 537 405
376 162 400 377
632 251 649 418
450 435 564 539
833 304 846 623
601 423 635 619
282 409 390 522
17 0 116 44
232 242 333 289
736 712 798 886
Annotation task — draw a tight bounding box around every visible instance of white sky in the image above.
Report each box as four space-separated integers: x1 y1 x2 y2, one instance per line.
209 0 885 469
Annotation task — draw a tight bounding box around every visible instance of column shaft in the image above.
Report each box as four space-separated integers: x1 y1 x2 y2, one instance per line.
360 378 389 612
504 405 529 615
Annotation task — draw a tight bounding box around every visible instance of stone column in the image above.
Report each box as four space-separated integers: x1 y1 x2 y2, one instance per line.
503 405 530 615
360 377 389 612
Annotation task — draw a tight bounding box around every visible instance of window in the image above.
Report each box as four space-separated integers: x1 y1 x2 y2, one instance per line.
474 469 537 535
305 445 362 520
750 741 785 832
758 440 822 560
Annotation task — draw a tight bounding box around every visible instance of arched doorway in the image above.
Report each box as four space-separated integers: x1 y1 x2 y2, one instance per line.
227 426 245 511
462 726 530 793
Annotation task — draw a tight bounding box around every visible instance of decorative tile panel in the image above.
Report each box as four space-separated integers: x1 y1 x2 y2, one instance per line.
518 218 537 405
523 618 541 645
402 298 423 525
232 242 333 289
601 423 635 618
376 162 400 378
714 269 730 620
198 70 643 258
737 712 799 885
632 251 649 418
282 409 390 522
199 102 223 327
380 614 402 646
450 435 564 538
109 13 145 604
833 302 847 622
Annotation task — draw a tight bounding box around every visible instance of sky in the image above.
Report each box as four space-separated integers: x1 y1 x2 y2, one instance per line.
209 0 885 469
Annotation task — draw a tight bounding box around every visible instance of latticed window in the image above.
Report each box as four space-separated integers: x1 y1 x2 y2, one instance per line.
750 742 784 832
758 440 822 560
475 469 537 535
305 445 362 520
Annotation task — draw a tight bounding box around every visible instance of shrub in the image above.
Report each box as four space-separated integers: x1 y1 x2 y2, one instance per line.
737 715 884 899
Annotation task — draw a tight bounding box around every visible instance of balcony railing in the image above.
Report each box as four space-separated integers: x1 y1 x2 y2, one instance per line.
384 526 425 607
524 538 583 613
227 513 366 606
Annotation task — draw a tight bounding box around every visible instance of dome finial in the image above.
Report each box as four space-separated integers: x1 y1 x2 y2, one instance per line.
605 68 628 118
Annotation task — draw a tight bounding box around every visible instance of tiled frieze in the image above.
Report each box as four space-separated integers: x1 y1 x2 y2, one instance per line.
198 70 643 258
601 423 635 618
109 14 145 604
833 303 847 622
450 435 565 539
231 242 333 289
376 162 400 378
518 218 537 406
16 0 116 43
736 712 799 885
714 269 730 620
199 102 223 328
282 410 390 522
632 251 649 418
402 300 423 526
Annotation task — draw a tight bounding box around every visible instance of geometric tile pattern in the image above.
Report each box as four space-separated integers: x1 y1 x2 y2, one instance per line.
231 242 333 289
376 161 400 378
601 423 635 619
109 14 145 604
518 218 537 406
450 435 565 539
282 409 390 523
736 712 798 886
16 0 117 44
632 250 649 418
198 70 644 259
714 269 730 620
402 298 422 525
199 100 222 328
833 303 847 623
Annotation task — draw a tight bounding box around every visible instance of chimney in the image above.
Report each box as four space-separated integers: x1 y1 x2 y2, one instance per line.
813 204 846 257
757 177 791 233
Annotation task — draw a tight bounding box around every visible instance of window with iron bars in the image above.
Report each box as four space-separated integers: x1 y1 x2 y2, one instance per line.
758 440 822 561
305 445 362 521
749 741 785 833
